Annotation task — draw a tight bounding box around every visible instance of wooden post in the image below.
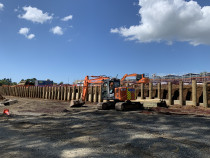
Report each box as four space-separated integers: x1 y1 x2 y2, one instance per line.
157 83 161 99
149 82 153 99
71 86 76 100
19 87 22 97
18 87 20 97
179 81 183 105
54 87 57 100
98 85 102 102
42 87 45 99
67 87 70 101
88 86 93 102
48 87 51 99
76 88 79 100
20 87 23 98
30 86 33 98
51 87 53 99
11 87 14 96
57 86 61 100
94 86 98 102
78 86 81 99
23 87 25 97
39 87 41 98
63 86 67 101
168 82 172 105
34 86 37 98
141 83 144 99
10 87 12 96
34 86 36 98
192 80 197 106
27 87 30 98
14 87 17 96
203 82 208 107
24 87 27 97
36 86 39 98
8 87 10 96
60 86 64 100
27 87 29 98
37 87 39 98
45 87 48 99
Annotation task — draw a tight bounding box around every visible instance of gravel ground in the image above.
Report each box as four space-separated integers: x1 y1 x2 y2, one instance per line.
0 97 210 158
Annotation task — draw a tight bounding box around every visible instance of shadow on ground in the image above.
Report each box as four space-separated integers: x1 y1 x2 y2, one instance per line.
0 98 210 157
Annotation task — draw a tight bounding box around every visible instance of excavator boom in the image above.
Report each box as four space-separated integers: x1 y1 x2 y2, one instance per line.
70 75 110 107
121 73 150 85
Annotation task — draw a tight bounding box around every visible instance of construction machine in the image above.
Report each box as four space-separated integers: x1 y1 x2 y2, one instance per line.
70 75 110 107
121 73 150 85
97 78 143 111
70 75 143 111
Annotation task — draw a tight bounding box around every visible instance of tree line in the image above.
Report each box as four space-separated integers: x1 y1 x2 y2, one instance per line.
0 78 64 86
0 78 17 86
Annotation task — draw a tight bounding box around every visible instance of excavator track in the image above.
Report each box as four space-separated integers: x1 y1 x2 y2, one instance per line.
115 101 143 111
97 102 109 110
115 102 126 111
70 100 85 107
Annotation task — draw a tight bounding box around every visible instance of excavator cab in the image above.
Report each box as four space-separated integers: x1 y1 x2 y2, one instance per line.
136 74 144 81
98 78 141 111
101 78 120 100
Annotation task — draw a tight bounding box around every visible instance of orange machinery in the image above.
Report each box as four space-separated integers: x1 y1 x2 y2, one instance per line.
70 75 143 111
121 73 150 85
81 75 110 101
114 87 136 101
70 75 110 107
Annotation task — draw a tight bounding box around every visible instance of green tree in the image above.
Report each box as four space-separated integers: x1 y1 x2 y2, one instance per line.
59 82 64 85
25 78 37 85
0 78 12 85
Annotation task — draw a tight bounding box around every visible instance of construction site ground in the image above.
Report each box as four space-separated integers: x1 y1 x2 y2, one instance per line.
0 97 210 158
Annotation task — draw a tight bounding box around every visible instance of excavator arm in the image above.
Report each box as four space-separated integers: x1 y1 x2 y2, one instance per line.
121 73 138 82
71 75 109 107
121 73 150 84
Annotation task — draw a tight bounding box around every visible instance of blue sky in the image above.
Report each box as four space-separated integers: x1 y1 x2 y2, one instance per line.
0 0 210 84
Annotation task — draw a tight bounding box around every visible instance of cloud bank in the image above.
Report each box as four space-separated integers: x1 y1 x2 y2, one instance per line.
18 27 35 39
18 6 53 24
111 0 210 46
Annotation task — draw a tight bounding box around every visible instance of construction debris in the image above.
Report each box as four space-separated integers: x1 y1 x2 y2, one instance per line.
0 99 18 106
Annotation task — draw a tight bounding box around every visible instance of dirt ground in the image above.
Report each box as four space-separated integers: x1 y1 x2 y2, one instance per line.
0 97 210 158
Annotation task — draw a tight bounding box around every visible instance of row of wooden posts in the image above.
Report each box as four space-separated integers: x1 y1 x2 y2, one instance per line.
0 80 209 107
0 86 102 103
144 80 209 107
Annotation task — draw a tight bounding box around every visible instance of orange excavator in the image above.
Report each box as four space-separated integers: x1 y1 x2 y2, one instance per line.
70 75 143 111
70 75 110 107
121 73 150 85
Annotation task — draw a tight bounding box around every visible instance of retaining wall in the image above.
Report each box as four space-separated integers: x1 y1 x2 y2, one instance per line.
0 86 102 103
0 80 209 107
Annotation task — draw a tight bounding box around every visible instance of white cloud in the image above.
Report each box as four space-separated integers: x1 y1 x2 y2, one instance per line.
50 26 63 35
0 3 4 10
111 0 210 46
27 34 35 39
19 27 29 36
61 15 73 21
18 6 53 24
18 27 35 40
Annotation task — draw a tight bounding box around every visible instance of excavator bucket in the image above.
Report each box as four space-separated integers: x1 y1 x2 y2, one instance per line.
70 99 85 107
